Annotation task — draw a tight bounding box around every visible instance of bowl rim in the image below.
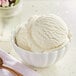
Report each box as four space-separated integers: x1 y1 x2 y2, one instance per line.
11 14 70 54
0 0 22 10
12 34 69 55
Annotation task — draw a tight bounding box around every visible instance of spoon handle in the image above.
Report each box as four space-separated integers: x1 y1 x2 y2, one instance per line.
2 65 23 76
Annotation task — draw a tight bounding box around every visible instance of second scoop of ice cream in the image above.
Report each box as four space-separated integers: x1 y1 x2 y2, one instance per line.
16 15 70 53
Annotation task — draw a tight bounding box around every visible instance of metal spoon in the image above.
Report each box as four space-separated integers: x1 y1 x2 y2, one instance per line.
0 57 23 76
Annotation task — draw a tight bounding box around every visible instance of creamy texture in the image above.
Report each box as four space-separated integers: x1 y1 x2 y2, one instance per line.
16 26 30 51
16 15 70 52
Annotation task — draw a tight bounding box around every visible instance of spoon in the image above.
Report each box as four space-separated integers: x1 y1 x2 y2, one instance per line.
0 57 23 76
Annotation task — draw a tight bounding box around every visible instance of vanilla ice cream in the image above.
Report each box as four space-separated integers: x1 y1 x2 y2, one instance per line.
15 15 70 53
15 26 30 51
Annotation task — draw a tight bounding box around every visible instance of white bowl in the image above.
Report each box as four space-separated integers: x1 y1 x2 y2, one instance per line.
11 27 70 67
0 0 22 17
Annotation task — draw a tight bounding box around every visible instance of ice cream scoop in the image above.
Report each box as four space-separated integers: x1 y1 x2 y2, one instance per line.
16 15 70 53
16 26 30 51
0 57 23 76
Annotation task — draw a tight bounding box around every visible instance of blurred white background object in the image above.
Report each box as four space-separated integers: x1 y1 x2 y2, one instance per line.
0 0 22 41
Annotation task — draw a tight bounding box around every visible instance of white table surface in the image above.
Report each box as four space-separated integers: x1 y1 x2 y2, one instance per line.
0 0 76 76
